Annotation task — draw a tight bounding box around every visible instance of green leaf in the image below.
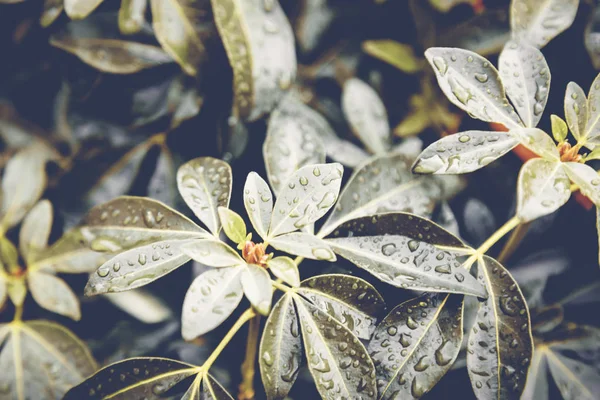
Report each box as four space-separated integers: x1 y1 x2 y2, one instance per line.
516 159 571 222
244 172 273 240
467 256 533 399
268 163 343 238
362 40 422 74
564 162 600 205
511 0 580 48
342 78 390 154
294 295 377 399
64 0 104 19
269 232 336 261
63 357 196 399
85 238 199 295
297 274 385 340
1 320 97 400
425 47 522 129
218 207 247 244
511 127 559 160
28 271 81 320
259 293 302 400
181 239 244 268
0 276 6 309
412 131 518 175
326 214 487 297
119 0 147 34
211 0 296 121
181 266 244 340
565 82 588 141
40 0 64 27
19 200 52 264
0 237 18 272
369 293 463 399
320 153 462 236
429 0 473 12
499 41 550 128
545 349 597 400
584 72 600 146
150 0 207 75
266 256 299 287
264 94 326 194
241 264 272 315
551 114 569 143
177 157 233 235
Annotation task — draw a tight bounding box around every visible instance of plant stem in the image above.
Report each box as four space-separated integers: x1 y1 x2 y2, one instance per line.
293 256 304 265
203 308 255 371
476 216 521 256
271 280 291 293
497 221 531 264
13 304 23 322
238 315 261 400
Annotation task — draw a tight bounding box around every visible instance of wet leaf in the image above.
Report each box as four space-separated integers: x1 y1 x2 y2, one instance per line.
499 41 550 128
268 163 343 238
511 0 580 48
551 114 568 143
545 350 598 400
182 239 244 268
218 207 247 244
244 172 273 240
266 256 299 287
467 256 533 400
297 274 385 340
119 0 148 34
177 157 233 235
85 238 199 295
517 159 571 222
198 373 235 399
19 200 52 264
369 293 463 399
64 0 105 19
425 47 522 129
63 357 196 399
294 294 377 399
1 320 97 400
412 131 518 175
564 162 600 205
104 288 173 324
511 127 560 160
150 0 207 75
269 232 336 261
326 213 486 297
565 82 588 141
362 40 422 74
264 94 326 194
583 72 600 145
211 0 297 121
181 265 244 340
28 271 81 320
241 263 272 315
259 293 303 400
342 78 390 155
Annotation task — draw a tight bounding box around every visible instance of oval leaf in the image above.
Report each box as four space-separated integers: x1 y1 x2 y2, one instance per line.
362 40 422 74
584 73 600 144
269 232 336 261
28 271 81 320
564 162 600 205
266 256 299 287
241 264 273 315
511 0 580 48
181 239 244 268
20 199 52 263
510 127 559 160
244 172 273 240
64 0 104 19
218 207 247 244
565 82 588 141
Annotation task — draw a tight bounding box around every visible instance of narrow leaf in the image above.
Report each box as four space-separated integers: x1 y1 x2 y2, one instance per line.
64 0 104 19
269 232 336 261
564 162 600 205
521 349 549 400
585 72 600 144
267 257 299 287
511 0 580 48
565 82 588 141
202 373 235 399
119 0 147 34
181 239 244 268
28 271 81 320
546 350 598 400
103 288 172 324
40 0 64 27
241 264 272 315
19 200 52 263
244 172 273 240
218 207 247 244
362 40 422 74
551 114 568 143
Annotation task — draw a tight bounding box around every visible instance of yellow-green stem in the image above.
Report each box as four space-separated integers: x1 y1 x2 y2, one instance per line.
203 308 255 371
13 304 23 322
497 221 531 264
239 315 261 400
271 280 291 293
476 216 521 256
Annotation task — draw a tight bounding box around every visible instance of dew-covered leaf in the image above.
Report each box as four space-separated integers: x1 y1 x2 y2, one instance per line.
546 350 598 400
412 131 518 175
511 0 580 48
85 238 199 295
293 295 377 399
269 232 336 261
181 239 244 268
63 357 196 400
211 0 297 121
326 214 486 297
584 73 600 145
218 207 246 244
244 172 273 240
511 127 559 160
264 94 326 194
564 162 600 205
425 47 522 129
551 114 568 143
296 274 385 340
362 40 422 74
517 159 571 222
565 82 588 142
181 265 244 340
28 271 81 320
266 256 299 287
119 0 147 34
467 256 533 400
259 293 302 400
268 163 343 238
150 0 207 75
342 78 391 154
104 288 172 324
64 0 104 19
369 293 463 399
19 200 52 264
177 157 232 235
499 41 550 128
241 264 272 315
1 320 97 400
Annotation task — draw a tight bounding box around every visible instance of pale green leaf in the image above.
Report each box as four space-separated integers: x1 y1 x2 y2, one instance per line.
412 131 518 174
511 0 580 48
564 162 600 205
19 200 52 264
511 127 559 160
521 350 549 400
28 271 81 320
362 40 423 74
584 72 600 145
119 0 147 34
266 256 299 287
181 266 244 340
218 207 247 244
517 159 571 222
7 279 26 307
241 264 272 315
342 78 390 154
551 114 568 143
425 47 522 129
565 82 588 141
181 239 244 268
244 172 273 240
546 350 598 400
0 276 5 309
64 0 104 19
499 41 550 128
103 288 172 324
268 163 343 238
269 232 335 261
177 157 233 235
40 0 64 27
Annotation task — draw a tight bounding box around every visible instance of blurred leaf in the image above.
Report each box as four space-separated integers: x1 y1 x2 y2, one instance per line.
294 0 335 54
269 232 336 261
65 0 105 19
266 256 299 287
585 5 600 70
28 271 81 320
181 239 244 268
241 263 272 315
565 82 588 141
41 0 64 27
521 349 549 399
19 200 52 264
119 0 148 35
218 207 246 244
429 0 473 12
511 0 580 48
147 145 178 207
362 40 422 74
244 172 273 240
546 350 599 400
103 288 173 324
0 276 6 309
